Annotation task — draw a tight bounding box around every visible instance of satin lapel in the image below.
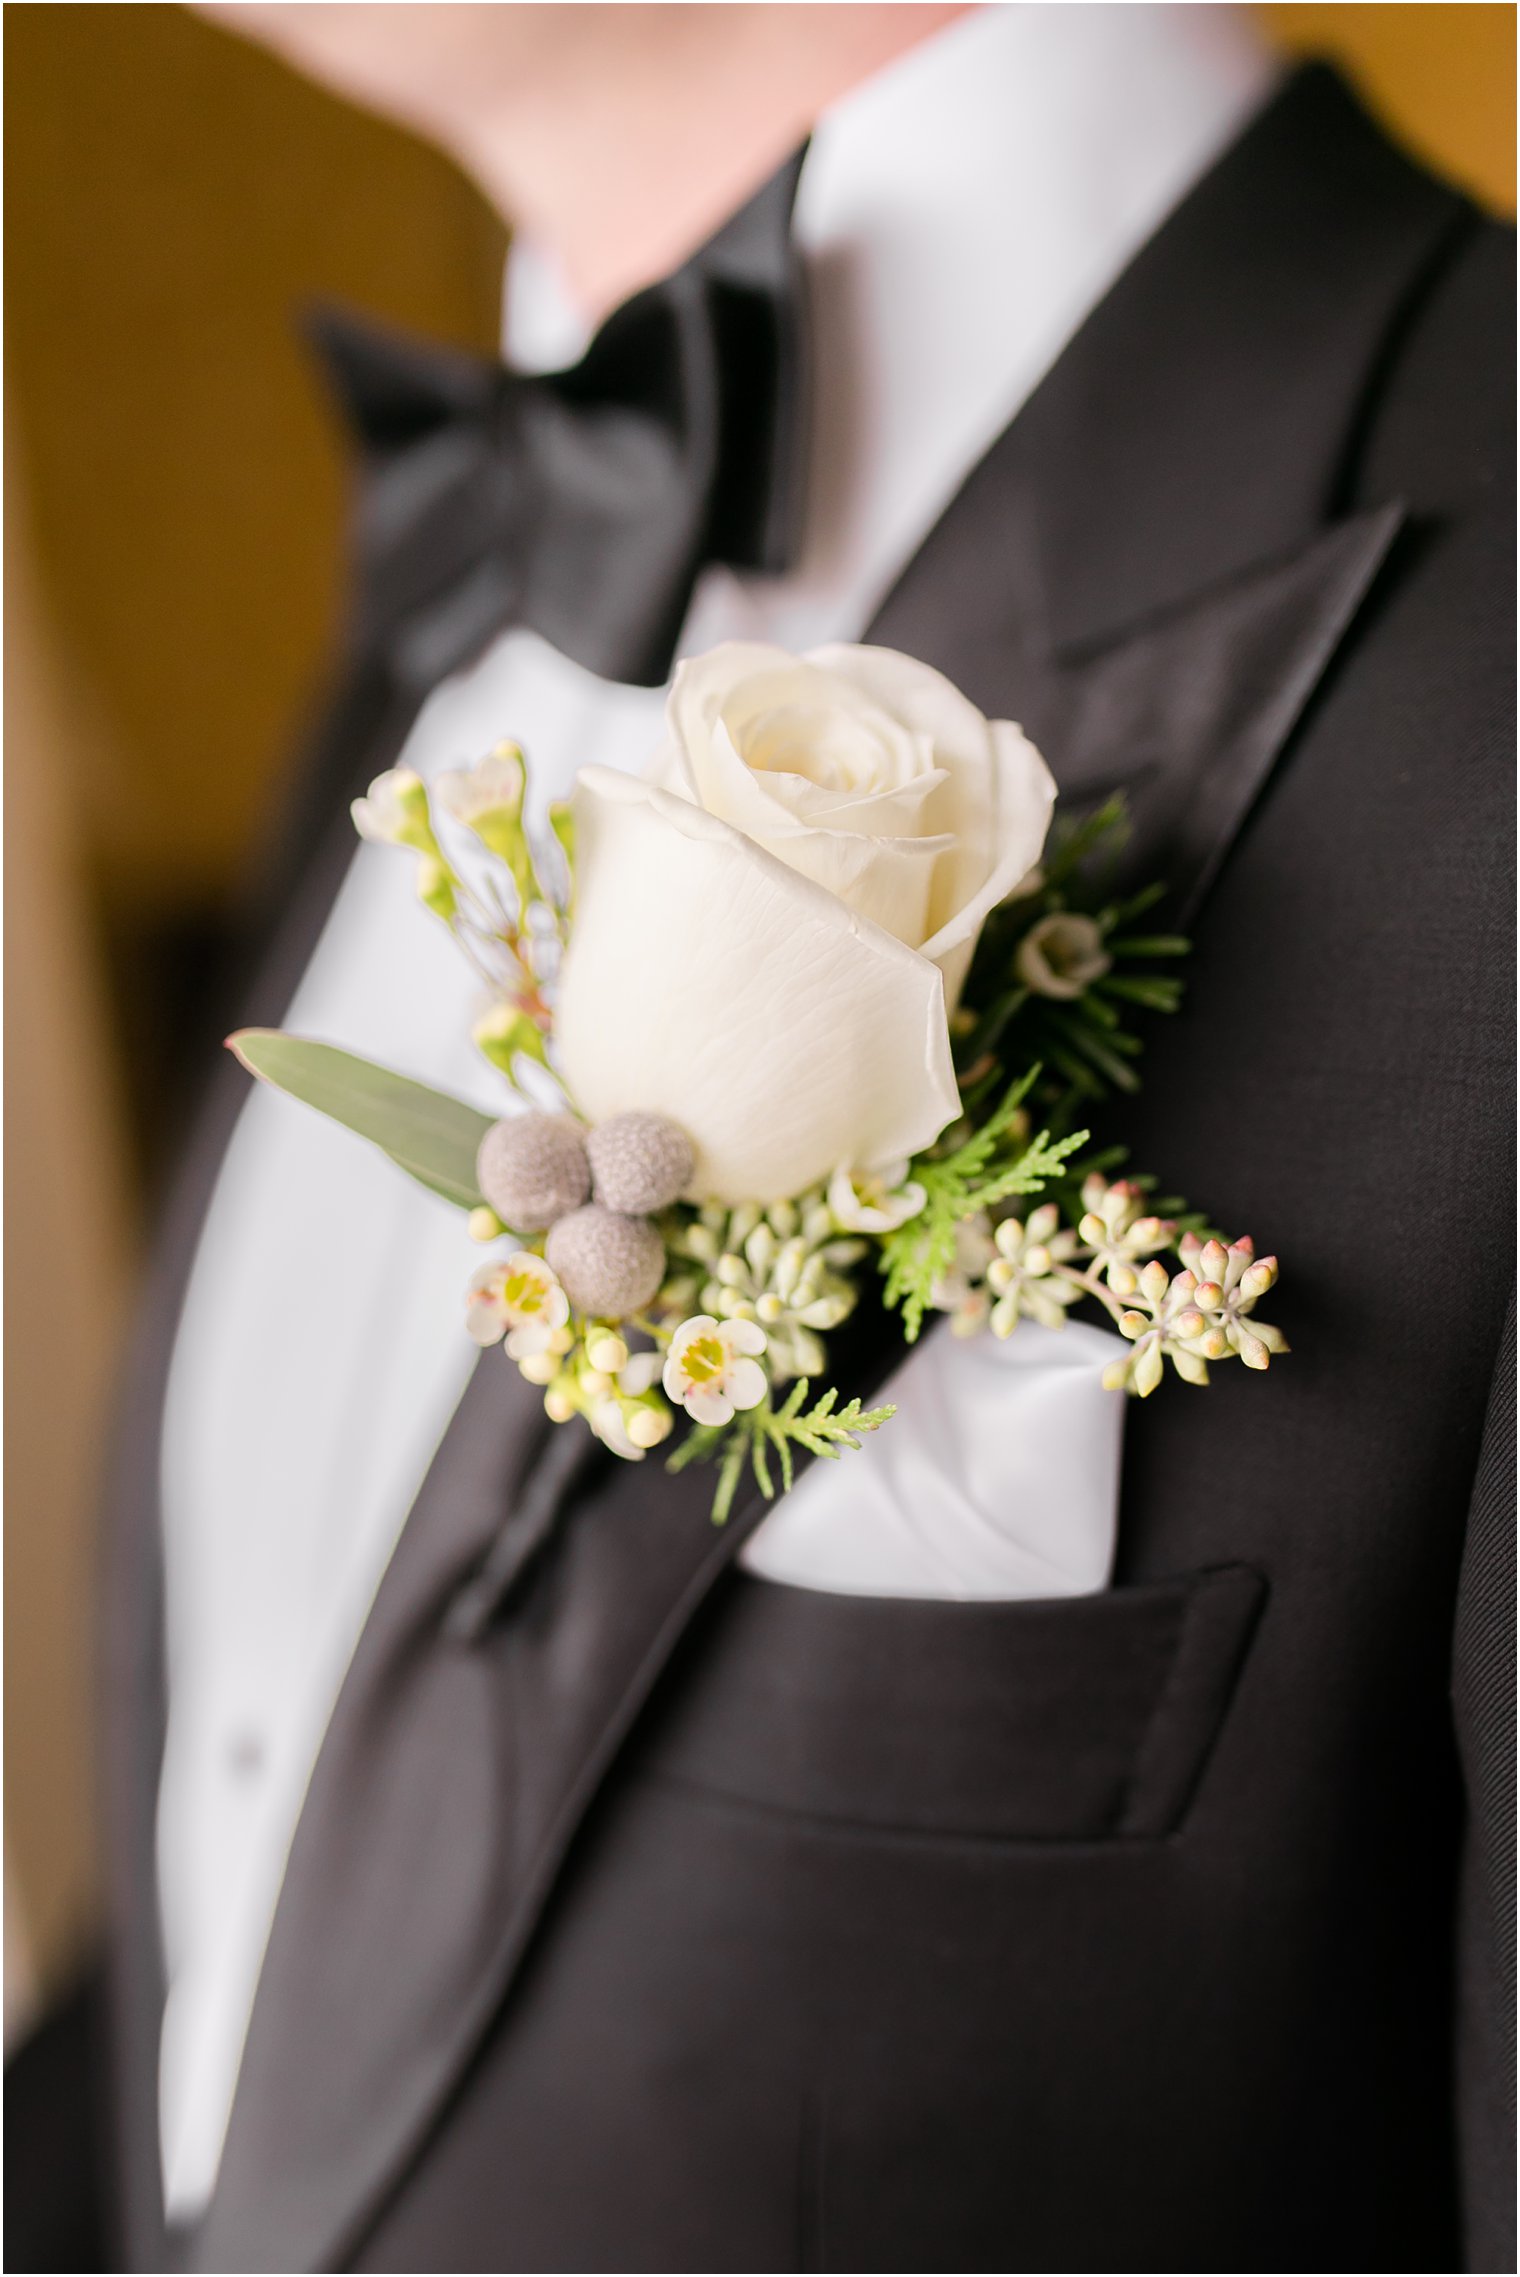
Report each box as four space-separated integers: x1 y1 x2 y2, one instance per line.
101 652 428 2270
866 61 1464 906
198 64 1465 2277
880 502 1407 927
198 1312 902 2275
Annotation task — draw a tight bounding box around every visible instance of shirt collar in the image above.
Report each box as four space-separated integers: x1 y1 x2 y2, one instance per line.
505 4 1279 646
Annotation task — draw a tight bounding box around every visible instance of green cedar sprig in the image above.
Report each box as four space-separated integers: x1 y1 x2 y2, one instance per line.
666 1380 897 1524
879 1069 1089 1344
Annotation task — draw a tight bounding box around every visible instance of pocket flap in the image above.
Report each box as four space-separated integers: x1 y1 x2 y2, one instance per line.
632 1563 1266 1842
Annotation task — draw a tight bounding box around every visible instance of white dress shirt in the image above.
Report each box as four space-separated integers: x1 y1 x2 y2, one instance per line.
156 3 1274 2219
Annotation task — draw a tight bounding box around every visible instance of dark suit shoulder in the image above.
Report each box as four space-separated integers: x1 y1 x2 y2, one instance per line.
1356 201 1515 518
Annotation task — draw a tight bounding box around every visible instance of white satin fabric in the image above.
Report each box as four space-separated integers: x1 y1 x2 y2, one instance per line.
156 4 1274 2219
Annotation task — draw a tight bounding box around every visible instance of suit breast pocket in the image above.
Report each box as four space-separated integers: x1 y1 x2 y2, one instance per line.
629 1561 1266 1843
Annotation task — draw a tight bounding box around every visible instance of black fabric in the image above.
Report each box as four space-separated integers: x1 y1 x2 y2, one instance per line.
1454 1298 1518 2274
100 64 1516 2276
3 1971 117 2274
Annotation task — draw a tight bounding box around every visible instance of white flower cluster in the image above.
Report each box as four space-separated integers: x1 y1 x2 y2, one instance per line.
658 1192 871 1385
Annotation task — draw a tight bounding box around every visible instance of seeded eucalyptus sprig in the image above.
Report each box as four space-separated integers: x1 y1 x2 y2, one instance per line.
933 1174 1289 1394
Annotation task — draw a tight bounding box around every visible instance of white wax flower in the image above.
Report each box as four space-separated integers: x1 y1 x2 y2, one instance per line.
1015 911 1111 1000
555 643 1055 1202
587 1350 668 1461
437 745 525 828
827 1159 928 1234
663 1315 769 1427
464 1252 570 1358
351 767 433 849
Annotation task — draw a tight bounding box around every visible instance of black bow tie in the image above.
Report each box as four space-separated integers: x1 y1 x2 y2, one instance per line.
307 151 808 694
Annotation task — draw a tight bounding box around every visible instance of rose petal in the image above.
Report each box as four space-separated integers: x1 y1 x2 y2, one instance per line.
555 770 960 1203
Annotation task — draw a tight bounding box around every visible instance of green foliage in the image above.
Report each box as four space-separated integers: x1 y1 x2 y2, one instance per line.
956 796 1190 1132
228 1031 491 1210
880 1071 1089 1343
666 1380 897 1524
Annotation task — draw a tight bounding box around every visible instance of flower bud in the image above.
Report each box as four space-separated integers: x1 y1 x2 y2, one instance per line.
578 1368 614 1401
716 1253 748 1288
469 1206 505 1243
627 1403 672 1450
517 1351 558 1386
1200 1240 1230 1284
586 1331 629 1374
473 1004 550 1078
1107 1263 1139 1299
744 1223 777 1276
1119 1310 1149 1340
1133 1340 1165 1398
1140 1259 1170 1306
1240 1259 1279 1300
756 1293 784 1325
995 1217 1025 1259
544 1386 577 1423
417 854 458 920
773 1237 809 1301
684 1223 718 1265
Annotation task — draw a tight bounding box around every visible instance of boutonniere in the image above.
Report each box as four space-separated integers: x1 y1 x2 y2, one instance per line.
235 642 1287 1520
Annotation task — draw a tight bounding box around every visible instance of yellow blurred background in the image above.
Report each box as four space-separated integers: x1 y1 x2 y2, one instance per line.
4 2 1514 2033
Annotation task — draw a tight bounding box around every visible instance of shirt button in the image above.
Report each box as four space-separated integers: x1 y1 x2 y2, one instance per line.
225 1728 266 1779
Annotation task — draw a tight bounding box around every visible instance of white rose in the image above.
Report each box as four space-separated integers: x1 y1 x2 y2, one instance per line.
554 642 1055 1203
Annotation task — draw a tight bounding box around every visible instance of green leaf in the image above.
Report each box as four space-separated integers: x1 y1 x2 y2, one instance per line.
228 1030 494 1211
1106 934 1190 958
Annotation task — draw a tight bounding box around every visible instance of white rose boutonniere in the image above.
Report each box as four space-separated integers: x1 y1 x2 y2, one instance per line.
554 644 1055 1202
233 637 1293 1531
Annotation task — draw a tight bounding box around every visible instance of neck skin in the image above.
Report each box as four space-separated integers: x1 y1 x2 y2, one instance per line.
204 3 972 321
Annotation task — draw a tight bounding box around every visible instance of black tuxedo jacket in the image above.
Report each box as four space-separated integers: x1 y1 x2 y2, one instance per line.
102 68 1515 2274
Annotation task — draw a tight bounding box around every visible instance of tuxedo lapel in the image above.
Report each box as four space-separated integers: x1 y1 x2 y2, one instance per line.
870 64 1462 904
190 65 1469 2277
890 500 1406 927
198 1307 902 2274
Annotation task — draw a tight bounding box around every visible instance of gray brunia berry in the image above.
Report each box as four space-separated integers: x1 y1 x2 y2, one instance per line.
545 1203 665 1317
476 1113 590 1233
587 1112 695 1216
